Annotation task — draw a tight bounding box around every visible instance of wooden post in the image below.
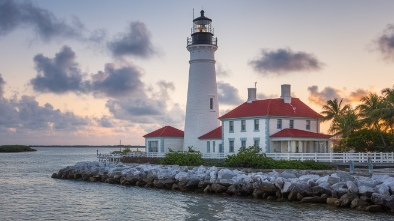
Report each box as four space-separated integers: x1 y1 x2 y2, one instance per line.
349 161 354 175
368 157 373 175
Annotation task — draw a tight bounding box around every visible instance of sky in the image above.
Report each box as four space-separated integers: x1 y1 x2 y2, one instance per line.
0 0 394 146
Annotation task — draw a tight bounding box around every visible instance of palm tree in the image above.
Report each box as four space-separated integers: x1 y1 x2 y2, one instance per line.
321 98 351 136
357 93 387 147
329 107 359 137
381 86 394 134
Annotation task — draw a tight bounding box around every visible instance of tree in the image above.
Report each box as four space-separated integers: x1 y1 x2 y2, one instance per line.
329 107 360 137
381 85 394 134
357 93 387 147
321 98 351 136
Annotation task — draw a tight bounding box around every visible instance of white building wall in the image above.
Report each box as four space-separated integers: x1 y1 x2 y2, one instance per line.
145 137 183 153
184 44 220 152
163 138 184 152
201 139 222 153
268 117 320 135
222 118 267 153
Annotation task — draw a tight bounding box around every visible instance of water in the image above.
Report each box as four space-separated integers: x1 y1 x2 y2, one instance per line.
0 147 393 221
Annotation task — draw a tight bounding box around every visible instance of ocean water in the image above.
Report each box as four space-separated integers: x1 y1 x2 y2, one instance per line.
0 147 392 221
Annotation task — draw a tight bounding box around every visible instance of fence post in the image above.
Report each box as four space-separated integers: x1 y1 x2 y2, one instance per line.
368 157 373 175
315 153 317 162
330 152 333 162
349 161 355 175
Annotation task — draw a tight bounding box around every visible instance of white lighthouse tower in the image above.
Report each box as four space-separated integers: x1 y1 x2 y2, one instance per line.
184 10 220 151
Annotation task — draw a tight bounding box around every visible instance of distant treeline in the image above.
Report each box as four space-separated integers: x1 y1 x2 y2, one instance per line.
0 145 37 152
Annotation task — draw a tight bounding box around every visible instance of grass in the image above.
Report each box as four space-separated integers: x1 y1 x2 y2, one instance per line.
0 145 37 153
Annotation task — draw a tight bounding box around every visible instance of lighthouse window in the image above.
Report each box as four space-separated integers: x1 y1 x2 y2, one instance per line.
210 98 213 110
289 120 294 129
207 141 210 153
306 120 311 130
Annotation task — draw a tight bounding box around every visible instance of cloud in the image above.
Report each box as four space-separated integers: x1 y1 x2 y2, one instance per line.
96 115 114 128
349 88 369 102
374 24 394 62
105 81 184 128
0 95 88 132
249 48 323 75
91 63 144 97
0 73 5 97
108 21 156 58
30 45 88 94
307 85 345 106
216 63 231 77
217 81 244 105
0 0 82 41
30 45 146 98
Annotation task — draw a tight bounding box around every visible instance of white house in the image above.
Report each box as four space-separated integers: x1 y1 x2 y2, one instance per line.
219 85 331 154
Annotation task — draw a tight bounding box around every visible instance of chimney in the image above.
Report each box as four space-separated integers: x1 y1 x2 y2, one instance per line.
247 88 256 103
281 84 291 103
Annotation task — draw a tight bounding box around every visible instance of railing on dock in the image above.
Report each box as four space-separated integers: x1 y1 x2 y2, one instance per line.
97 152 394 163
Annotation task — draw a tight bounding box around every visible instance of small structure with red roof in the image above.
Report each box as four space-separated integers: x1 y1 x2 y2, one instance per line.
143 126 184 153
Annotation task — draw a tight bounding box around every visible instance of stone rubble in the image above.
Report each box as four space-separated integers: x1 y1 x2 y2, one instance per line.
51 162 394 213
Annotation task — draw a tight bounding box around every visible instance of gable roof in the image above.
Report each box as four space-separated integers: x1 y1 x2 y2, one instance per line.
270 128 331 139
198 126 222 139
219 98 322 119
143 126 184 138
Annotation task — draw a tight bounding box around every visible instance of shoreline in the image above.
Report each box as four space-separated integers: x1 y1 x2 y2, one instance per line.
52 161 394 214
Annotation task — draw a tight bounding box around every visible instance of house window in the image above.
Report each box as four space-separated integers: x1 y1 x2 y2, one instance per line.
241 120 246 131
229 121 234 133
277 119 282 129
229 140 234 153
210 98 213 110
219 144 224 153
213 141 216 152
254 119 259 131
207 141 210 153
148 141 158 152
253 138 260 148
289 119 294 129
306 120 311 130
241 140 246 148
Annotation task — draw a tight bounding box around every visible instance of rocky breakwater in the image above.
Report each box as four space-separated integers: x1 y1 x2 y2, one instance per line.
52 162 394 213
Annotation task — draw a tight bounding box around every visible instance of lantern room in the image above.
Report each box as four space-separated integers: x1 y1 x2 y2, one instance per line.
188 10 217 46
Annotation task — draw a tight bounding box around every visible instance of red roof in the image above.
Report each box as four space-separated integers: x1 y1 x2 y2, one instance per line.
143 126 184 138
270 128 331 139
219 98 322 119
198 126 222 139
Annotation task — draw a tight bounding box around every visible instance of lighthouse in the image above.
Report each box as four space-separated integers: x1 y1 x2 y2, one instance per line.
184 10 220 151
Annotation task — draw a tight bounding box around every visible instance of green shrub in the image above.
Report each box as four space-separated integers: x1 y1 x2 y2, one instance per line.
122 146 131 154
159 147 204 166
224 146 332 170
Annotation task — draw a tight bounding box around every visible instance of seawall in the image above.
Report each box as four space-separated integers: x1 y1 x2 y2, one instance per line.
51 161 394 214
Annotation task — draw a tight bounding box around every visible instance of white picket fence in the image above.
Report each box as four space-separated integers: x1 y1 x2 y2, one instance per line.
98 152 394 163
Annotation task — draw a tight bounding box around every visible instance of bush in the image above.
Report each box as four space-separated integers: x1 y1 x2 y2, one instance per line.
224 146 332 170
159 147 205 166
122 146 131 154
